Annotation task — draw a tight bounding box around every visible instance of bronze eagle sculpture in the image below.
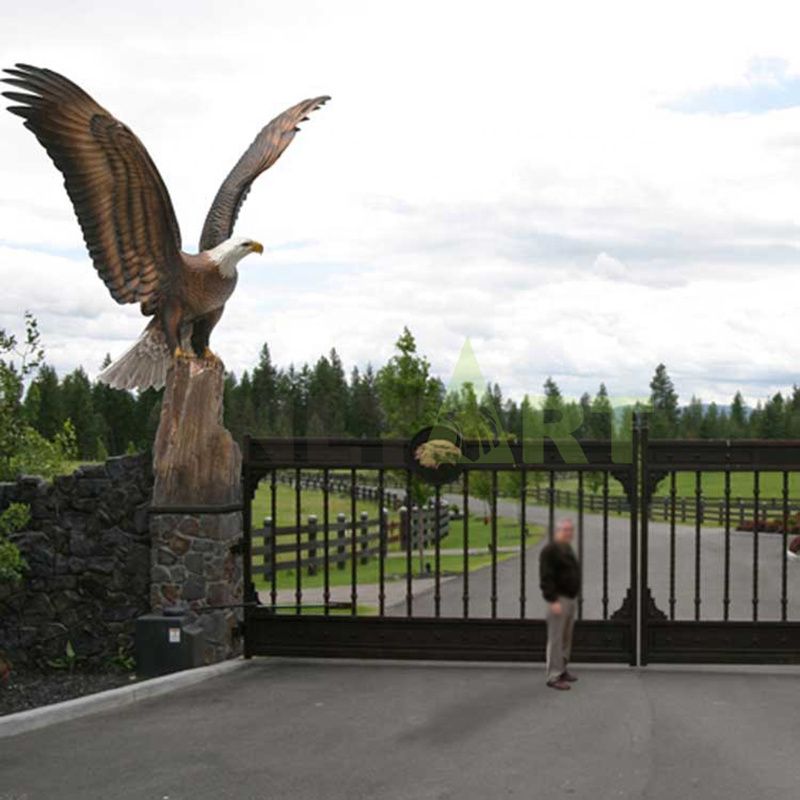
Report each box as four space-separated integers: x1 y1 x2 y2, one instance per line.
2 64 329 390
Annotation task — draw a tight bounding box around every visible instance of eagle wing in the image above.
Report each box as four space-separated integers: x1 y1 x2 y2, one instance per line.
2 64 183 309
199 95 330 251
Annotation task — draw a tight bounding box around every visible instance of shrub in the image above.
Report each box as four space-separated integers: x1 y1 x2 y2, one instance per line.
3 419 77 481
0 502 30 584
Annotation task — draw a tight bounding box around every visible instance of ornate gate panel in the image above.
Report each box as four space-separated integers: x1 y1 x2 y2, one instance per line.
639 425 800 664
242 434 639 664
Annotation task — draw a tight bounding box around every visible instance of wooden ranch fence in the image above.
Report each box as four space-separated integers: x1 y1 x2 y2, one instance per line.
527 485 800 526
254 504 451 579
273 471 406 510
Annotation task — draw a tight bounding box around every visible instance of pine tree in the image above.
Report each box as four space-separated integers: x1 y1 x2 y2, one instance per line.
91 354 138 456
786 386 800 437
649 364 679 437
680 396 704 439
700 402 723 439
760 393 785 438
577 392 592 438
306 351 349 435
61 367 103 458
251 343 278 435
729 391 748 437
347 365 383 437
482 383 506 434
27 364 64 440
504 398 521 440
543 376 562 405
590 383 613 438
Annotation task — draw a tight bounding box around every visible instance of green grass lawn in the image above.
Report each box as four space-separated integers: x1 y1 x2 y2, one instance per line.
250 480 543 594
253 551 504 592
251 483 541 551
269 604 378 616
251 482 390 527
548 471 800 500
444 514 538 551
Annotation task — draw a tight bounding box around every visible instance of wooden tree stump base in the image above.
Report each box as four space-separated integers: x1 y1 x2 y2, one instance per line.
152 358 241 508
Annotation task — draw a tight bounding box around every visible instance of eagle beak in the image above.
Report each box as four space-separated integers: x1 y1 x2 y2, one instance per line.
250 241 264 255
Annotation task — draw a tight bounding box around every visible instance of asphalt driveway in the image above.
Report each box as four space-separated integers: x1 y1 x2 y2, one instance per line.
408 496 800 621
3 658 800 800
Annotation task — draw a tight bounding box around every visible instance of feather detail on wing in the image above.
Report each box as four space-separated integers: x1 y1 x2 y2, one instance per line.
2 64 183 309
199 95 330 251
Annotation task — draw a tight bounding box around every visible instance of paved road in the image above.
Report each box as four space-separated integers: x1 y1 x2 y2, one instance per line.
4 659 800 799
387 497 800 621
263 497 800 621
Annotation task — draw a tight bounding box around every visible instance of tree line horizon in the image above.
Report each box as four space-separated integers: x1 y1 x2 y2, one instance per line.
6 319 800 474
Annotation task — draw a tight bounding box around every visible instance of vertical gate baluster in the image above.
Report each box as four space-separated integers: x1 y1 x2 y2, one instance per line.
378 469 386 617
270 470 277 609
323 468 330 616
462 471 470 619
602 471 609 620
638 415 650 666
723 470 731 622
753 470 761 622
629 417 640 668
350 468 358 616
405 471 413 617
693 471 701 621
520 469 527 619
577 471 584 621
434 485 442 618
491 471 498 619
782 471 789 622
548 471 555 540
753 471 760 621
669 471 676 620
295 468 302 615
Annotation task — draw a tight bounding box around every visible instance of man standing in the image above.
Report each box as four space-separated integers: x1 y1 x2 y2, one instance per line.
539 518 580 690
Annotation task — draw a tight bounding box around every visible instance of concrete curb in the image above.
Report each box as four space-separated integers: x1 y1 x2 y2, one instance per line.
0 658 249 739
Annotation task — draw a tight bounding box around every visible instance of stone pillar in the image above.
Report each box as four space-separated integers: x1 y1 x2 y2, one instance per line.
149 510 242 662
149 357 244 663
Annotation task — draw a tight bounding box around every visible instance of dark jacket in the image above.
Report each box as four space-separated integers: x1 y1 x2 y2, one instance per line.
539 541 580 602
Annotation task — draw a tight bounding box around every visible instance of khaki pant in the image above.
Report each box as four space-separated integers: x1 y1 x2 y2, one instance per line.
545 596 577 683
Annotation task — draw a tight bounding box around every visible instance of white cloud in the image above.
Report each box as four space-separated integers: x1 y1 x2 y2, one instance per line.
3 1 800 406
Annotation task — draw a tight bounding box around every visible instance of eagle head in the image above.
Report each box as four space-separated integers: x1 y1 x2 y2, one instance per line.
208 236 264 278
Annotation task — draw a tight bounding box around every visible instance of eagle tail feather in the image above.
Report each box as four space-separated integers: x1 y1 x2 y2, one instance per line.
98 322 170 391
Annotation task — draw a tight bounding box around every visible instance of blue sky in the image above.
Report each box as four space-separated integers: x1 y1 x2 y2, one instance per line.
671 58 800 114
3 1 800 406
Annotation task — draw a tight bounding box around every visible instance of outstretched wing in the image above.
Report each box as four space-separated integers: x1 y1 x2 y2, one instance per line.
199 95 330 251
2 64 183 308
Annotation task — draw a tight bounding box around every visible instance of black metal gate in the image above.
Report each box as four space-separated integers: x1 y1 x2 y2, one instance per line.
241 423 800 665
241 433 639 664
640 425 800 664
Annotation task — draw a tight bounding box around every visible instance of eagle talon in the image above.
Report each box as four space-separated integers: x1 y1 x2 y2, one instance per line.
173 347 193 360
202 347 221 365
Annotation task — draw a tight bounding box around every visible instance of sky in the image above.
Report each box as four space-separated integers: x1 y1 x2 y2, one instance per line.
3 1 800 406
